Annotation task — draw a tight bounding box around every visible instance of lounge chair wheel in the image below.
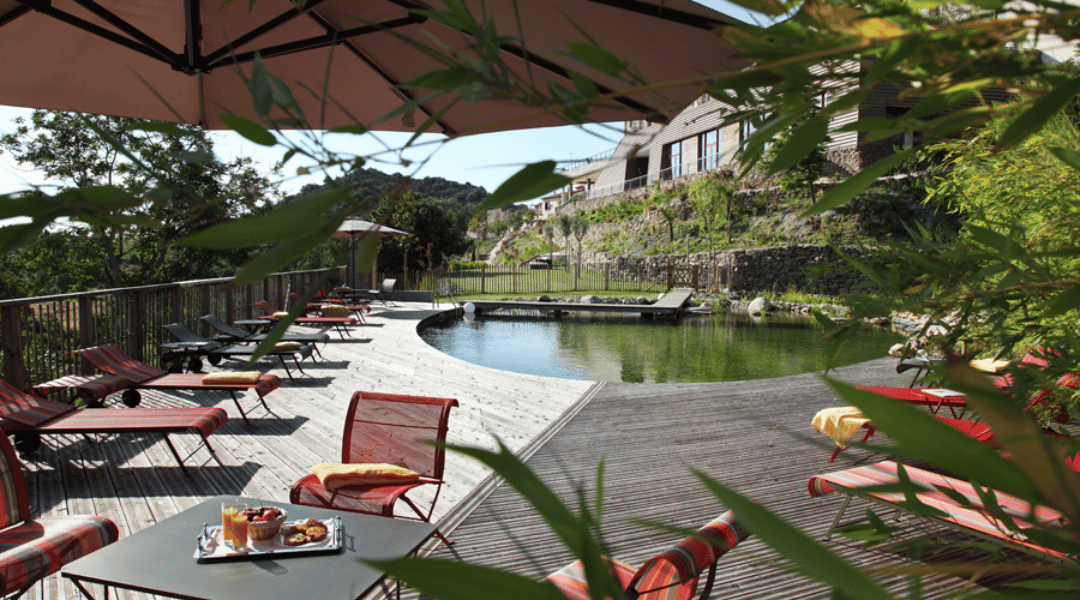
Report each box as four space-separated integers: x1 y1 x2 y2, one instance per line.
13 432 41 456
208 355 222 366
188 357 204 372
168 361 184 373
122 389 141 408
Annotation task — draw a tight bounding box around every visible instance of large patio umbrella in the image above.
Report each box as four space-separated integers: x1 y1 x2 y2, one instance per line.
332 219 409 290
0 1 751 134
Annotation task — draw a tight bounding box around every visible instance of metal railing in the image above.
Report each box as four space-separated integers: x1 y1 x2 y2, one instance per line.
555 148 617 173
560 160 709 206
0 267 342 390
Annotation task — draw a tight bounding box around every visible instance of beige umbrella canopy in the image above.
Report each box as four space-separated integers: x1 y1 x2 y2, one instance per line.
0 0 750 134
333 219 409 290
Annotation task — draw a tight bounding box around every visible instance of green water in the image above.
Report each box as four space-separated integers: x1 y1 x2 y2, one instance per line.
419 311 900 383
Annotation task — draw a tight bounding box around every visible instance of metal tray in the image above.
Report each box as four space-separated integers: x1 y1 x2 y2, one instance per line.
194 516 343 562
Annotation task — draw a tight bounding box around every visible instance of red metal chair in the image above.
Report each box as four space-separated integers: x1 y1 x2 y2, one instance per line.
544 510 750 600
289 391 459 543
0 432 119 600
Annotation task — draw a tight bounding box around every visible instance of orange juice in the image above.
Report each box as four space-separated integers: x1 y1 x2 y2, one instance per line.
221 507 238 544
231 514 248 548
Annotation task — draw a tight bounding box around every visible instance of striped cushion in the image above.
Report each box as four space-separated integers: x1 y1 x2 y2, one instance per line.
0 515 119 596
807 461 1069 558
0 437 23 530
0 381 73 427
545 558 635 600
29 375 130 402
137 373 281 398
630 511 747 599
74 344 166 382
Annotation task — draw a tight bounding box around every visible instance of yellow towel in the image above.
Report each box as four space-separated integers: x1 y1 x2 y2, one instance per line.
320 304 350 318
812 407 870 446
272 311 290 318
312 462 420 491
970 358 1011 373
274 341 302 351
201 371 261 384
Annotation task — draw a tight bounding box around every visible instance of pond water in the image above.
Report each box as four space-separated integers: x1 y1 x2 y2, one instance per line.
419 311 901 383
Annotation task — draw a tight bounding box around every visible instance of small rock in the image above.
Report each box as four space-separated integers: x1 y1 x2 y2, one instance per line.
747 296 771 316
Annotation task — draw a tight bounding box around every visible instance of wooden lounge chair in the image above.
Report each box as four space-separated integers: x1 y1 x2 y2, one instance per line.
289 391 458 544
252 300 358 339
808 461 1075 560
544 510 751 600
0 431 119 600
0 380 226 473
199 314 330 357
72 344 281 425
162 323 314 380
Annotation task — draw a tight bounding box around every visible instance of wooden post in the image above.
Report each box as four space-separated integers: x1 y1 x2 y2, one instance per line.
171 286 183 325
1 306 25 389
130 290 145 362
692 265 700 290
604 263 610 291
226 286 236 328
480 264 486 294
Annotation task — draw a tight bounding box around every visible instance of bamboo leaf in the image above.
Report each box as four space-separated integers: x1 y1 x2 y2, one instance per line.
563 42 627 76
251 54 273 116
996 77 1080 152
372 558 567 600
218 113 277 146
402 66 472 90
180 211 327 248
805 148 915 216
480 162 571 210
233 232 333 285
1046 283 1080 317
767 116 829 175
1047 145 1080 172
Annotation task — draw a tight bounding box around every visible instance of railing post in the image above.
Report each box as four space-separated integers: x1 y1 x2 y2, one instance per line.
481 264 486 294
171 286 183 324
226 286 236 327
1 306 25 389
604 263 610 291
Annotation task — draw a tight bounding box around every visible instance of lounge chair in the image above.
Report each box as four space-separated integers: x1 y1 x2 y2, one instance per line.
0 430 119 600
0 380 226 473
252 300 358 339
289 391 458 544
72 344 281 425
808 461 1075 560
199 314 330 357
162 323 314 380
368 278 396 306
544 510 751 600
290 292 370 322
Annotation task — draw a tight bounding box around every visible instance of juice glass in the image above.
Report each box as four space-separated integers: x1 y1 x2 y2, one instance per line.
230 513 249 549
221 502 243 546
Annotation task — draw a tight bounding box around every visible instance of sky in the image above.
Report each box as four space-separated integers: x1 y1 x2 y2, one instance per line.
0 104 623 200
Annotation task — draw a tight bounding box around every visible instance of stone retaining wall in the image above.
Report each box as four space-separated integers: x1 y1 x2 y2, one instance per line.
577 244 871 295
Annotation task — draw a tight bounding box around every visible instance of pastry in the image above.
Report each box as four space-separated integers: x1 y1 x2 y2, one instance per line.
282 532 309 546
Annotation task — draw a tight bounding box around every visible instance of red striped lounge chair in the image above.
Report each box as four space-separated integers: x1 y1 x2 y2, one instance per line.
0 431 119 600
290 391 458 545
290 292 371 322
808 461 1074 560
0 381 226 474
252 300 358 339
544 510 751 600
72 344 281 425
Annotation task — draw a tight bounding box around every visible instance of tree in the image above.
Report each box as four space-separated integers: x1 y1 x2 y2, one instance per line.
764 106 832 205
571 215 589 272
0 110 278 289
556 213 572 269
374 191 470 274
690 173 735 291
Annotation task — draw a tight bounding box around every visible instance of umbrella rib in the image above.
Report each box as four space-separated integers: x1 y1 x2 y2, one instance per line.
13 0 176 65
201 0 334 67
204 16 427 70
584 0 737 29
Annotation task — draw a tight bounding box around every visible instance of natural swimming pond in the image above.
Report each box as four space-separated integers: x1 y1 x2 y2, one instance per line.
419 311 901 383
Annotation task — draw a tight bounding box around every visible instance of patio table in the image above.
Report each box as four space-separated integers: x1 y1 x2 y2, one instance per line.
62 495 436 600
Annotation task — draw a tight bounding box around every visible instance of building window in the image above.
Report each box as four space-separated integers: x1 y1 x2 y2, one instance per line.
663 140 684 179
698 128 721 171
740 119 771 152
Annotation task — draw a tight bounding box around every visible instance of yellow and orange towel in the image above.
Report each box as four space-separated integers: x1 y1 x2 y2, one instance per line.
320 304 350 318
274 341 303 351
201 371 262 384
970 358 1011 373
812 407 870 446
312 462 420 491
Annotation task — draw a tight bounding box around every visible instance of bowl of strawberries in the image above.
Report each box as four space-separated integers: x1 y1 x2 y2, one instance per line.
240 506 287 540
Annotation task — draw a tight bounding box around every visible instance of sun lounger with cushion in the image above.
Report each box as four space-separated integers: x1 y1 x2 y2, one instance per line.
198 314 330 358
808 461 1074 560
0 430 119 600
162 323 314 380
0 381 226 473
545 510 751 600
72 344 281 425
252 301 357 339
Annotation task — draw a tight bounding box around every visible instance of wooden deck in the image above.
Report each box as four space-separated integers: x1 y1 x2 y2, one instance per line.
19 303 595 600
17 305 1045 600
467 287 695 318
